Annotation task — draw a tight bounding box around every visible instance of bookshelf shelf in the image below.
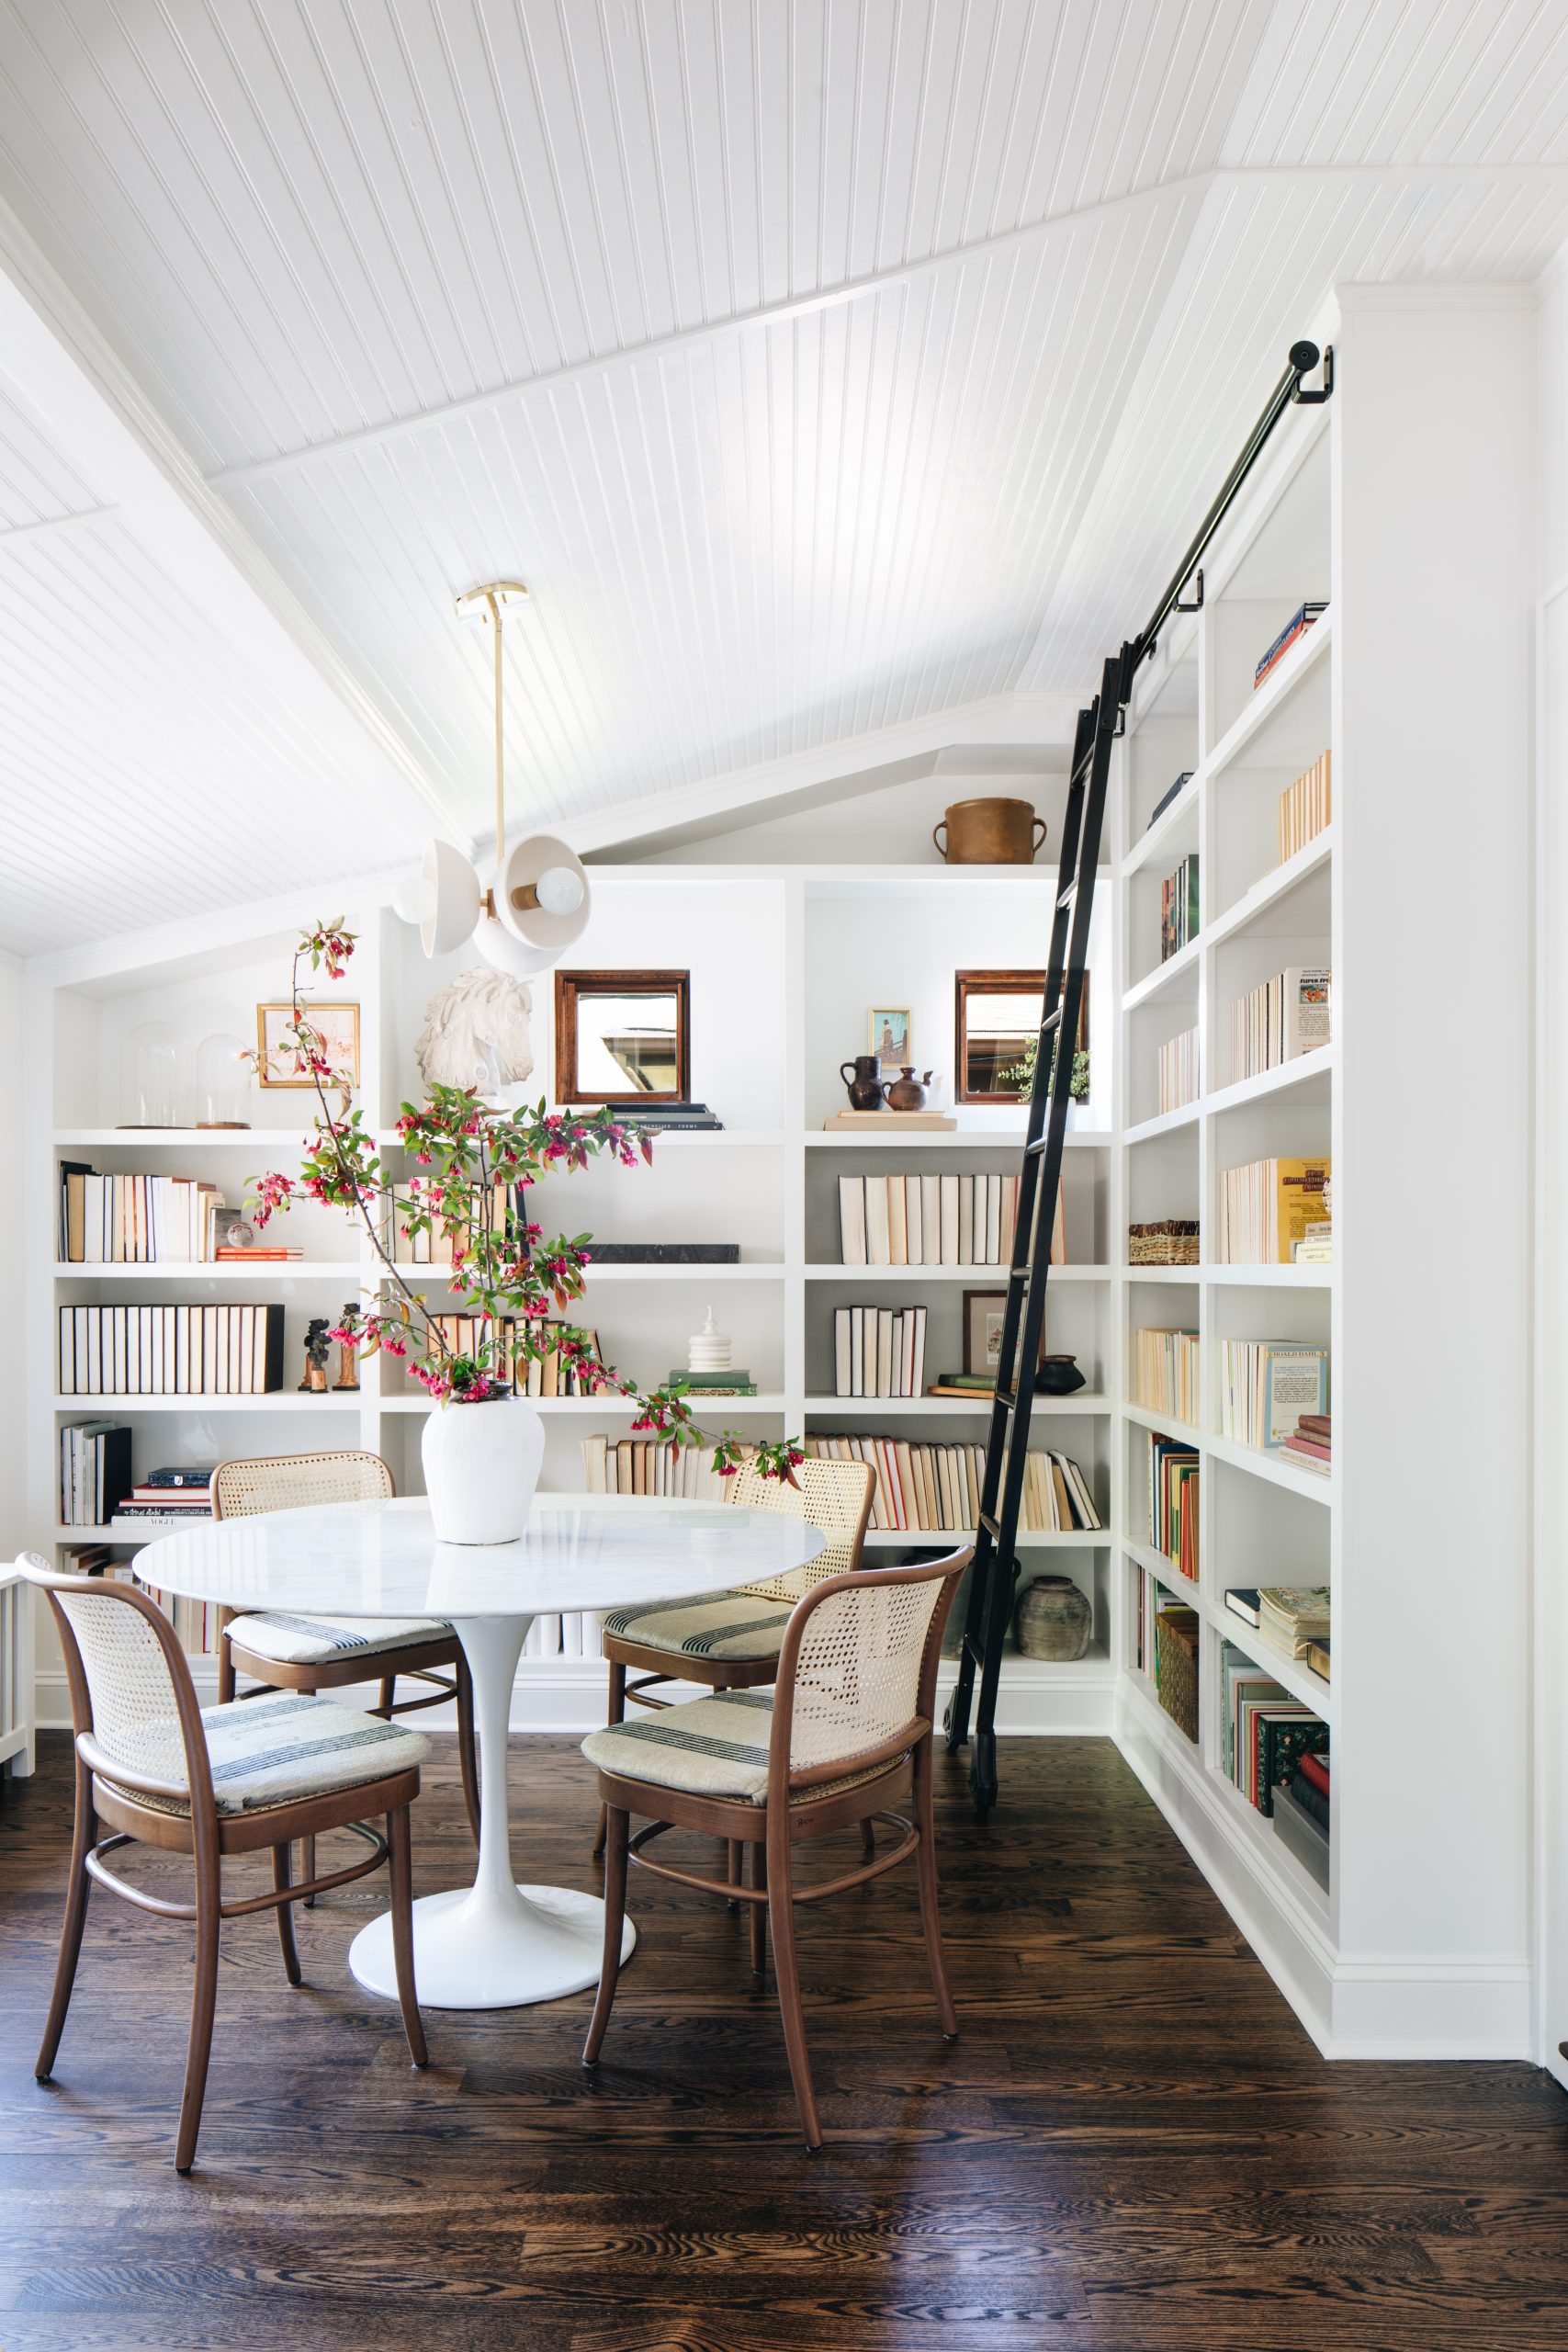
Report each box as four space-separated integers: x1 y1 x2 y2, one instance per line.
804 1393 1111 1416
1123 932 1201 1013
1122 1400 1200 1443
377 1393 790 1416
1205 828 1334 951
1124 1102 1201 1145
390 1262 786 1285
863 1527 1111 1550
1122 772 1201 880
1202 1261 1332 1288
1203 1049 1335 1118
52 1261 367 1281
51 1394 362 1413
802 1263 1111 1283
1203 1431 1331 1503
804 1128 1108 1150
1204 604 1334 781
52 1128 313 1151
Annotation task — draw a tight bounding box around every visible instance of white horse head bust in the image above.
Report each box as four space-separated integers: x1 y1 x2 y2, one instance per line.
415 967 535 1097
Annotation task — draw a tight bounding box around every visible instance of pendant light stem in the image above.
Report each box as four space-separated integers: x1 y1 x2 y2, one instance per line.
491 589 505 885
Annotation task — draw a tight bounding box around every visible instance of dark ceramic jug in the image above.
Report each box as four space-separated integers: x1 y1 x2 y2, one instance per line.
840 1054 883 1111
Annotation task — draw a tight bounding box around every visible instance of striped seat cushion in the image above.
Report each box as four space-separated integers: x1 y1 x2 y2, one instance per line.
227 1611 452 1667
100 1690 430 1817
582 1692 910 1807
602 1590 793 1663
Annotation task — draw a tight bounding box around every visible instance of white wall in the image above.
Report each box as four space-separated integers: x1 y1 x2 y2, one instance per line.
0 956 22 1561
1535 246 1568 2090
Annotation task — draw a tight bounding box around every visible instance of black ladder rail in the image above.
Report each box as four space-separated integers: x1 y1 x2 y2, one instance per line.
944 654 1125 1817
941 337 1333 1821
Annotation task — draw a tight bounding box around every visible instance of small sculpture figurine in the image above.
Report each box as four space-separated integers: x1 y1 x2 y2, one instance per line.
689 1306 731 1374
333 1306 361 1392
299 1317 332 1394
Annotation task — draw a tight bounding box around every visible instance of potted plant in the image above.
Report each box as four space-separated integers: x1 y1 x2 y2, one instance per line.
249 922 800 1543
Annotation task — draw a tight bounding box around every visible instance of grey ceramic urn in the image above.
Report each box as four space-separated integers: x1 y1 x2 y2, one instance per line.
1013 1573 1093 1661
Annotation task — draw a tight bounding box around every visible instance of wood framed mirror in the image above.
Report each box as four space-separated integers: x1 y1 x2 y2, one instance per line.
954 968 1089 1106
554 970 691 1103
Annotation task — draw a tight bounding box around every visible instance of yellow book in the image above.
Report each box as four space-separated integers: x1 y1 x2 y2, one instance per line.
1272 1158 1332 1262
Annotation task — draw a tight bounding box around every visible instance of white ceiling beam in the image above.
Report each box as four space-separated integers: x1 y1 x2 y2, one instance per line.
0 191 470 849
204 160 1568 495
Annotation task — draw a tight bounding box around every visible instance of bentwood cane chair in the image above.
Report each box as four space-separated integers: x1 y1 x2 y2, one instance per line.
592 1456 875 1883
213 1453 479 1878
581 1544 971 2148
19 1555 429 2174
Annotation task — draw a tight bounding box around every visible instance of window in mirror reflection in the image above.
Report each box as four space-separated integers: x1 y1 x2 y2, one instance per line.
954 968 1088 1105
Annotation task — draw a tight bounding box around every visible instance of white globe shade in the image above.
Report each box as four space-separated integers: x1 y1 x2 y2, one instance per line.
495 831 592 956
471 912 554 978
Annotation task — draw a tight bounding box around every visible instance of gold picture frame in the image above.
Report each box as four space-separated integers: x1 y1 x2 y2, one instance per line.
255 1001 361 1090
868 1006 912 1072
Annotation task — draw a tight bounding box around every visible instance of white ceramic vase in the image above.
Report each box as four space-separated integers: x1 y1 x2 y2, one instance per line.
421 1392 545 1545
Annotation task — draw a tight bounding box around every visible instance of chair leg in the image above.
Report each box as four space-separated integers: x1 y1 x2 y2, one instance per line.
727 1838 742 1910
860 1819 876 1862
175 1852 222 2174
592 1661 627 1860
765 1812 822 2150
272 1842 302 1986
300 1835 318 1906
377 1674 396 1717
582 1805 629 2065
216 1627 237 1705
750 1838 767 1976
35 1751 95 2081
455 1654 481 1849
913 1737 958 2039
387 1804 428 2069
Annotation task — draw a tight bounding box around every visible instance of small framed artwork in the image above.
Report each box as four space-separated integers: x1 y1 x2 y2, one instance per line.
255 1001 361 1089
869 1006 912 1072
556 970 691 1103
963 1290 1010 1381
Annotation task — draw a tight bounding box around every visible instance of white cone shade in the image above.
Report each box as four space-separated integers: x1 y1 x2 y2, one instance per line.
496 832 592 956
421 838 482 957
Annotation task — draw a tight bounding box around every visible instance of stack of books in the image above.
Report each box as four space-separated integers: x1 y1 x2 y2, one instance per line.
1221 1641 1329 1818
1274 1748 1331 1888
1133 1329 1199 1423
838 1173 1059 1267
1160 854 1199 962
1127 1219 1199 1266
59 1420 132 1525
832 1306 927 1397
1228 967 1330 1082
1258 1585 1330 1659
804 1434 1100 1534
1278 750 1331 861
111 1469 215 1530
1280 1411 1331 1476
1219 1340 1329 1451
1254 601 1327 690
668 1368 759 1399
1156 1026 1199 1114
594 1100 724 1132
1146 1433 1199 1577
1217 1157 1331 1263
1145 772 1193 831
59 1167 241 1263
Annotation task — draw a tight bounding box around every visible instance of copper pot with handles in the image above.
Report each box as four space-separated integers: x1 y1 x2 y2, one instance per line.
932 797 1047 865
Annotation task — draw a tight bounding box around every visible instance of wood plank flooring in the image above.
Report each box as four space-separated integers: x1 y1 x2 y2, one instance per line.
2 1732 1565 2352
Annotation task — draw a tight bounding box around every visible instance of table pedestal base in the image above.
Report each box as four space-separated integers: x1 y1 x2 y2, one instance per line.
349 1880 636 2011
348 1609 636 2012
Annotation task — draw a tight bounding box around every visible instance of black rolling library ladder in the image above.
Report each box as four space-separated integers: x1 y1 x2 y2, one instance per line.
943 338 1334 1819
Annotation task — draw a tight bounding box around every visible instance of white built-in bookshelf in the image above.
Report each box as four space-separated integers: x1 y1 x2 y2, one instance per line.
16 289 1536 2062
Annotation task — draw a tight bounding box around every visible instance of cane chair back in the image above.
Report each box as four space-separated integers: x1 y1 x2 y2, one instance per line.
723 1459 873 1603
212 1451 394 1520
780 1566 953 1780
41 1568 194 1794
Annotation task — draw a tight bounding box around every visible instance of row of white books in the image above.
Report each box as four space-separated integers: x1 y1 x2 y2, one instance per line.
387 1177 523 1265
522 1612 605 1659
1132 1328 1200 1426
1278 749 1331 864
60 1170 236 1263
1217 1158 1331 1266
58 1303 285 1396
1229 967 1330 1083
423 1314 603 1396
832 1306 928 1398
1157 1027 1199 1114
838 1174 1063 1267
804 1434 1100 1534
581 1436 754 1499
1219 1340 1330 1451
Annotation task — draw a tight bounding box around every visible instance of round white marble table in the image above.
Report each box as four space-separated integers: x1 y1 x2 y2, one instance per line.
133 1495 826 2012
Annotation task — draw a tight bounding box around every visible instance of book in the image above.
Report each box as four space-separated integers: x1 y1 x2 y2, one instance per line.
1146 1432 1199 1577
1217 1157 1331 1264
57 1305 284 1396
832 1306 926 1397
1297 1750 1331 1800
1304 1638 1331 1682
1228 967 1331 1083
1145 772 1193 830
1272 1776 1330 1889
804 1434 1099 1532
1254 601 1327 687
1278 750 1332 864
1219 1341 1329 1450
1156 1026 1199 1114
59 1421 133 1526
1132 1328 1199 1423
1257 1586 1331 1657
1159 854 1200 962
1224 1588 1262 1627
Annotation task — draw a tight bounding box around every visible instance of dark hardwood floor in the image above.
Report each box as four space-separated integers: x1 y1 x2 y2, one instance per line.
2 1731 1564 2352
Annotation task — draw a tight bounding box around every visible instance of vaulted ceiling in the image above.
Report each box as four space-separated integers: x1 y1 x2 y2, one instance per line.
3 0 1568 954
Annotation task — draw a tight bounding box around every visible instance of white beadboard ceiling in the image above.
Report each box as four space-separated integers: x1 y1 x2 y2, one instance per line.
1 0 1567 953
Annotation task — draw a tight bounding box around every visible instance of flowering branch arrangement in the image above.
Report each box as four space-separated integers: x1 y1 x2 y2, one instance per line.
246 922 802 1483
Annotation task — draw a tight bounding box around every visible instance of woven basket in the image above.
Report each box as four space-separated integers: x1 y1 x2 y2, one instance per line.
1155 1608 1201 1742
1129 1221 1201 1266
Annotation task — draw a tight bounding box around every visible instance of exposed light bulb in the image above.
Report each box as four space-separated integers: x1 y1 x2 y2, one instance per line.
534 865 586 918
